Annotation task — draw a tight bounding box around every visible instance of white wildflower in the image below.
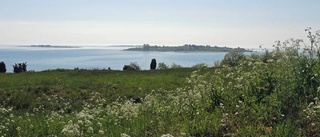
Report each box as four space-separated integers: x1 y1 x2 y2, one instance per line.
61 120 80 136
16 127 21 131
180 132 186 136
98 130 105 135
76 111 94 120
85 119 92 125
121 133 131 137
161 134 174 137
308 102 314 107
77 120 83 125
97 122 102 127
87 127 93 133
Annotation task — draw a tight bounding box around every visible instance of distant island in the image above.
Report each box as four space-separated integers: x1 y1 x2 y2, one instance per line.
124 44 251 52
22 45 81 48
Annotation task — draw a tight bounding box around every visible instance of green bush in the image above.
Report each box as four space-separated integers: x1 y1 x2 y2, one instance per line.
123 62 141 71
158 62 169 69
170 63 182 69
150 59 157 70
221 50 245 67
13 62 27 73
0 61 6 73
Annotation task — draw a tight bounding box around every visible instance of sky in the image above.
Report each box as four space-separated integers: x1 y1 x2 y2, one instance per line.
0 0 319 48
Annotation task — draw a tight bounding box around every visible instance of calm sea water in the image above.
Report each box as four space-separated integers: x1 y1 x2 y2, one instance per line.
0 46 230 72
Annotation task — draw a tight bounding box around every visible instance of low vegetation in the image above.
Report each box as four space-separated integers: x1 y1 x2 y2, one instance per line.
0 29 319 136
157 62 169 70
123 62 141 71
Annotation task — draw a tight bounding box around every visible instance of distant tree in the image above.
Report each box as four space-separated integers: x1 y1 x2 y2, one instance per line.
13 62 27 73
0 61 6 73
158 62 169 70
143 44 150 51
150 58 157 70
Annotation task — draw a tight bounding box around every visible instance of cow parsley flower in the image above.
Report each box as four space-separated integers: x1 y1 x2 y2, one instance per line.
61 120 80 136
121 133 131 137
161 134 174 137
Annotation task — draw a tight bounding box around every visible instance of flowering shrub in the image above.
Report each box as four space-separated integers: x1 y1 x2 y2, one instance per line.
61 120 81 136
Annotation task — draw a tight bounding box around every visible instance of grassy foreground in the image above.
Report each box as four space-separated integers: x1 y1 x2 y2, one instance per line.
0 69 201 136
1 36 320 136
0 69 194 105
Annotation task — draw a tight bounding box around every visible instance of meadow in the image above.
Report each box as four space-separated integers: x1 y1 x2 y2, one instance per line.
1 30 320 136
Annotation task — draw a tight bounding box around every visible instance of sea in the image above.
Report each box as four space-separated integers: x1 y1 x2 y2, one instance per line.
0 46 252 72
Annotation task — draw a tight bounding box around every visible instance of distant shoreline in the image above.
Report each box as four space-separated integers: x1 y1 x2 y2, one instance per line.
13 44 253 52
124 44 251 52
20 45 81 48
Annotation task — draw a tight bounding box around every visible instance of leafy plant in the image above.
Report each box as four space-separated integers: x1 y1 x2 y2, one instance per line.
158 62 169 70
170 63 182 69
150 59 157 70
0 61 6 73
13 62 27 73
123 62 141 71
221 50 245 67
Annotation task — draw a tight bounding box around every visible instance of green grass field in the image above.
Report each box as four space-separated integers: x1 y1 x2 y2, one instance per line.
1 37 320 136
0 68 196 109
0 68 205 136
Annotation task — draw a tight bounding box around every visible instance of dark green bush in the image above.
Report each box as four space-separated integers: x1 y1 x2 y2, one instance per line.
123 62 141 71
150 58 157 70
0 61 6 73
13 62 27 73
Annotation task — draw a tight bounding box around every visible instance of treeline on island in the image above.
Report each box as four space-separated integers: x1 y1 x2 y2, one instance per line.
125 44 250 52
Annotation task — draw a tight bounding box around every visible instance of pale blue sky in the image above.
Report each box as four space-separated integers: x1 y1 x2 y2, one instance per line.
0 0 319 48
